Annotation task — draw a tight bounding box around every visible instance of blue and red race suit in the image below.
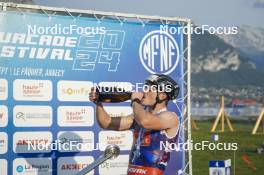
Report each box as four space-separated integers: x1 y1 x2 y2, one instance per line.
127 108 179 175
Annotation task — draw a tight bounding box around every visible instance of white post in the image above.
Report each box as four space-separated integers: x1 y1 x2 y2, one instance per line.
187 19 193 175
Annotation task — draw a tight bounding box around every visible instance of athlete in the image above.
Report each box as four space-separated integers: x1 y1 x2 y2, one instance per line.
89 74 180 175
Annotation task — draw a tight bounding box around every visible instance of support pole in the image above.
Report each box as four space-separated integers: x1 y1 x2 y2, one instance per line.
211 96 234 132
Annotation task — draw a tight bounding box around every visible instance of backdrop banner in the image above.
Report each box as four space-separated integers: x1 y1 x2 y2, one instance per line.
0 10 185 175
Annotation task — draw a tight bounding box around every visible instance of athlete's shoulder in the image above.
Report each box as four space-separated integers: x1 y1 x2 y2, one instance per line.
158 111 179 122
159 110 178 117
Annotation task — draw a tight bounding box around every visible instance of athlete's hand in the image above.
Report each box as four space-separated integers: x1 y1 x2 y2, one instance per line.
89 87 99 103
131 92 144 100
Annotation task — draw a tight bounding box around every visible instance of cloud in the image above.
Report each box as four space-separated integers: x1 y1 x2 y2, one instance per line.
253 0 264 8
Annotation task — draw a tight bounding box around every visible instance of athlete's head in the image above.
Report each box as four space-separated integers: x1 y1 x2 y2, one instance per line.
141 74 180 107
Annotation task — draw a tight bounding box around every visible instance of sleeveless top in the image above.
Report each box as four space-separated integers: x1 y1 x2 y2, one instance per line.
128 108 179 173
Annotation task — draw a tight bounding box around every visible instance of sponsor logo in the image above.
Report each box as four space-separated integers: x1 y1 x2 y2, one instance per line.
57 131 94 152
0 79 8 100
0 105 8 127
0 159 8 175
58 156 94 175
16 112 25 120
99 155 129 174
128 167 147 174
139 30 180 75
13 79 52 101
63 88 88 95
13 105 52 127
13 132 52 153
58 106 94 127
16 165 24 173
0 132 8 154
60 163 88 170
13 158 52 175
99 131 133 151
16 139 49 145
57 81 93 102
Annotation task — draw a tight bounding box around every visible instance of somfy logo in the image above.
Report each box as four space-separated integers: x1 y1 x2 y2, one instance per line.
139 30 180 75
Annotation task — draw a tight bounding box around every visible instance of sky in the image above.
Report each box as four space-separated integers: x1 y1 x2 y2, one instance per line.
33 0 264 28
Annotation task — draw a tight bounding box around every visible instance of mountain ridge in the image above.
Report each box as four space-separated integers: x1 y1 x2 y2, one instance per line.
191 26 264 88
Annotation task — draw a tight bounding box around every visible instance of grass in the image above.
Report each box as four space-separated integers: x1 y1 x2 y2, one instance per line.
192 121 264 175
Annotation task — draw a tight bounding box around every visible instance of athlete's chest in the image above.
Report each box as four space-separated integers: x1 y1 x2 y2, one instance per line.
133 128 164 147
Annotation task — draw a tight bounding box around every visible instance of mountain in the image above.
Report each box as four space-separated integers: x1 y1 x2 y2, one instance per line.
217 25 264 69
4 0 34 4
191 28 264 88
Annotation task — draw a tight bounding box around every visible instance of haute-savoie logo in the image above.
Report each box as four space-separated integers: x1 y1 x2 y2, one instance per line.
139 30 180 75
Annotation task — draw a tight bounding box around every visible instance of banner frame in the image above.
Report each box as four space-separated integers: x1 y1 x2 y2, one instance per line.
0 2 192 175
